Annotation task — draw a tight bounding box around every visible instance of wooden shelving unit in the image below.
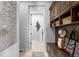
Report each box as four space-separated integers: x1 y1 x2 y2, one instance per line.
50 1 79 44
48 1 79 57
50 1 79 28
54 21 79 28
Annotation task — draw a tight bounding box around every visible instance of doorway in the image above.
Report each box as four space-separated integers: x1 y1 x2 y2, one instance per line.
22 13 46 57
31 13 44 52
28 5 48 57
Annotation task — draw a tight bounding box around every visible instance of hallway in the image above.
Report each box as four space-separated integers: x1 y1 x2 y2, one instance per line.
32 40 44 52
18 1 53 57
32 39 48 57
0 1 79 57
20 39 48 57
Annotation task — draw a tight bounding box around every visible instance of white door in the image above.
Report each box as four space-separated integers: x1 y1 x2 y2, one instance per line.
31 13 44 52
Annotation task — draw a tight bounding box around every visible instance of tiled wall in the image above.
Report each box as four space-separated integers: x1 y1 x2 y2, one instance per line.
0 1 16 52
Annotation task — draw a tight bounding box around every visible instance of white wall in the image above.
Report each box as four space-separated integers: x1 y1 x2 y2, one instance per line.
18 2 34 51
40 2 55 50
44 2 55 43
0 2 19 57
0 43 19 57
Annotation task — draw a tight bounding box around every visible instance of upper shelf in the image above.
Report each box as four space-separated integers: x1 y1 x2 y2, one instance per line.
50 1 79 28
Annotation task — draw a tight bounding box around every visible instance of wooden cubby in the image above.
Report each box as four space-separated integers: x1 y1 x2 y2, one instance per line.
71 5 79 22
50 1 79 28
48 1 79 57
49 1 79 45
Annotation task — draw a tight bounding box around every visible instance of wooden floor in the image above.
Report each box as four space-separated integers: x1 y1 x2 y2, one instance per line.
20 39 48 57
21 50 32 57
20 49 48 57
32 52 45 57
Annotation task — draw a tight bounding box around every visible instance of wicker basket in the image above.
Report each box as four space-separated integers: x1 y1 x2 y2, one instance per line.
57 37 65 49
55 20 60 26
62 16 72 25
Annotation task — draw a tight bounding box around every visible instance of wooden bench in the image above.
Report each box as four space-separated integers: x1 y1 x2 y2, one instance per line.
47 43 69 57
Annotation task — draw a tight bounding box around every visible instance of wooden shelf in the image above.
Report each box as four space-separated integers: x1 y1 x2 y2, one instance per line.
50 7 70 22
52 21 79 28
50 15 60 22
50 1 79 28
49 2 79 57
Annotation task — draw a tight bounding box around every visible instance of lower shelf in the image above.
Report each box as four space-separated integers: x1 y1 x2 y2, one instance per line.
51 21 79 28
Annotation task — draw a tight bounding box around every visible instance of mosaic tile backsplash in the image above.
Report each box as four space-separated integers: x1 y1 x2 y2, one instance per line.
0 1 16 52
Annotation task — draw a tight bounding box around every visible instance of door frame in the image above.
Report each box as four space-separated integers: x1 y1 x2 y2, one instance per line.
28 5 45 50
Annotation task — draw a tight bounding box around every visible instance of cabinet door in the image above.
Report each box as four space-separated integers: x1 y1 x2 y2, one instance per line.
54 2 58 17
69 1 79 7
52 2 59 18
53 2 61 18
60 1 70 12
50 2 61 20
57 1 61 15
50 8 54 20
50 2 58 19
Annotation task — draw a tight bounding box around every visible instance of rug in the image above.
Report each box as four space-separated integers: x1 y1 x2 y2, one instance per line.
32 52 45 57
